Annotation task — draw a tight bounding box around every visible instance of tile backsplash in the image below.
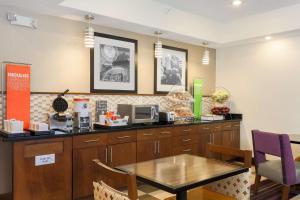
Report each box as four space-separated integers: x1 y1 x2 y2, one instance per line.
0 94 212 124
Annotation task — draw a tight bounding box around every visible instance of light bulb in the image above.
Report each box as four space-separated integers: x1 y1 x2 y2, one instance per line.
84 15 95 48
155 40 163 58
202 49 210 65
265 36 273 40
232 0 242 7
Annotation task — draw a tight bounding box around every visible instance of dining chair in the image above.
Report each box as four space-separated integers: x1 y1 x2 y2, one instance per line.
252 130 300 200
165 144 252 200
93 159 138 200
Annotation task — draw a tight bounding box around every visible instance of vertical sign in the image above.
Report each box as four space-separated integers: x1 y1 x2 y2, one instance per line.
6 64 30 129
193 79 203 119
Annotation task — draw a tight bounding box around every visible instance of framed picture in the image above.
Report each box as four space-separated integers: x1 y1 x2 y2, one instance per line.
90 32 138 93
154 45 188 94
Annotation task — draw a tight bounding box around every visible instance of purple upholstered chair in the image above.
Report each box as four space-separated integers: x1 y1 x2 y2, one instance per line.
252 130 300 200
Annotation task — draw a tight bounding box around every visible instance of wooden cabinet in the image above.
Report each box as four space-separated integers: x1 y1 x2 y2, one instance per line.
156 128 173 158
173 125 199 155
232 122 240 148
108 142 136 167
199 122 241 160
137 127 173 162
157 138 173 158
73 134 108 199
13 138 72 200
198 124 222 159
173 144 198 155
73 131 137 199
198 124 213 157
107 130 137 167
10 120 241 200
137 139 156 162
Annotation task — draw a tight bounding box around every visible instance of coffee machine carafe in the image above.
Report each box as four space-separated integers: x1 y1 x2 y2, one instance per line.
73 98 92 129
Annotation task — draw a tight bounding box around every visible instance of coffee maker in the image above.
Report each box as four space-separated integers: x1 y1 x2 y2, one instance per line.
49 90 73 131
73 98 92 129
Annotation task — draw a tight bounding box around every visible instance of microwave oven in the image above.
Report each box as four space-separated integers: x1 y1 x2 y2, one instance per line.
117 104 159 124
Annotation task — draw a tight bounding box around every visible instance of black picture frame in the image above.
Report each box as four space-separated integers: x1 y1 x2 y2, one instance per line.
154 45 188 94
90 32 138 93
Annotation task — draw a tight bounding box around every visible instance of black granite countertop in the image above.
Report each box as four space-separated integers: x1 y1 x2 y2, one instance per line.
0 119 242 142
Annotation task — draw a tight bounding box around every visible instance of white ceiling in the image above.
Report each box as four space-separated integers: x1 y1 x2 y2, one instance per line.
154 0 300 22
2 0 300 47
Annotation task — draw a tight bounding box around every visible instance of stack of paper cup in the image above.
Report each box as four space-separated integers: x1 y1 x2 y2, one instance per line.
4 119 24 133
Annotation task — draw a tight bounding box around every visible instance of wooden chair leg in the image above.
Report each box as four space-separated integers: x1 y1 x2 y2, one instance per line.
253 175 261 194
281 185 290 200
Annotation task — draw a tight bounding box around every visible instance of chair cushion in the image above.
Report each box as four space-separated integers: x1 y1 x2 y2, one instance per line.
257 160 300 184
205 170 251 200
93 181 130 200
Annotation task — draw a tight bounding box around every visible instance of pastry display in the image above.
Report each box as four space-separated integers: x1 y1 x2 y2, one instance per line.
166 88 194 121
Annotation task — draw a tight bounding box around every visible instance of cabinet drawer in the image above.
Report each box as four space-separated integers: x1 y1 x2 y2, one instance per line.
73 134 108 148
199 124 213 132
137 129 156 141
212 124 222 131
173 134 199 146
108 131 136 145
24 141 63 158
173 144 198 155
222 122 232 131
232 122 240 128
156 127 173 138
174 125 197 136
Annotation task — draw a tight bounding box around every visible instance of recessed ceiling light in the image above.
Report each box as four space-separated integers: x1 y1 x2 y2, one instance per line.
232 0 243 7
265 36 273 40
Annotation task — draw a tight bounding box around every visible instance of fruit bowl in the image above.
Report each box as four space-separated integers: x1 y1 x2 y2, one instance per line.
211 106 230 115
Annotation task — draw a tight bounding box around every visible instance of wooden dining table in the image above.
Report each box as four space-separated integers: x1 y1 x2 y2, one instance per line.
117 154 248 200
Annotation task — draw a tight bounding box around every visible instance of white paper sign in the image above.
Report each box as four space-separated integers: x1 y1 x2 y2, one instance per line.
35 154 55 166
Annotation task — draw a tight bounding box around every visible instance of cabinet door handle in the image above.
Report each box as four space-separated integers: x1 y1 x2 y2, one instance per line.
183 129 191 132
105 148 108 163
143 133 153 136
157 141 160 154
183 149 192 152
84 139 99 143
117 136 131 139
212 134 215 144
154 141 157 155
160 131 171 134
110 146 113 164
182 138 192 142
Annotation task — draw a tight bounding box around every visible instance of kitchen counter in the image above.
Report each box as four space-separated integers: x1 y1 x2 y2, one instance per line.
6 117 242 200
0 118 242 142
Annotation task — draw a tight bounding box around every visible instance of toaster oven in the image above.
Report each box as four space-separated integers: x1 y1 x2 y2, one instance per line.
117 104 159 124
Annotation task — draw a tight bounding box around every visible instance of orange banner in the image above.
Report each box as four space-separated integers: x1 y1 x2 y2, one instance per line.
6 64 30 129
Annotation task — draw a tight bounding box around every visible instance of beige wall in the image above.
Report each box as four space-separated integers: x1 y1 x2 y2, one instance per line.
0 5 216 194
0 6 216 95
217 36 300 152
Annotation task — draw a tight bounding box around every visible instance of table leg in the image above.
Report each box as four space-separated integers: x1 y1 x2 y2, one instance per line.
176 191 187 200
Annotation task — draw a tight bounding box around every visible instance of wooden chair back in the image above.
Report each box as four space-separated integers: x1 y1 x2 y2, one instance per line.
207 144 252 168
93 159 138 200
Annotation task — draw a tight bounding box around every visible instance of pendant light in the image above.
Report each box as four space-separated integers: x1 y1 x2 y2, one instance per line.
84 14 95 48
202 42 210 65
154 31 163 58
